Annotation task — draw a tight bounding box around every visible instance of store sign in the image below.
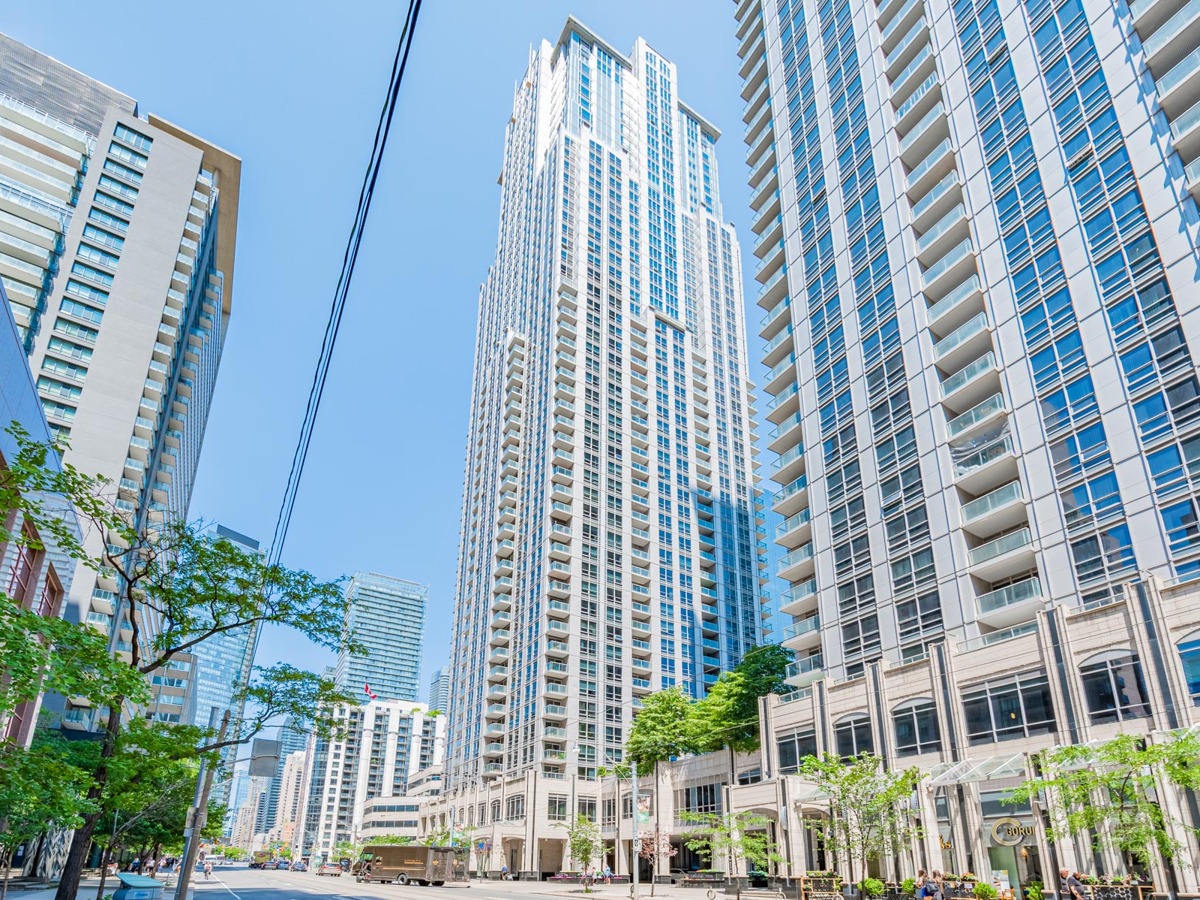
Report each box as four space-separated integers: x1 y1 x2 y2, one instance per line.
991 817 1036 846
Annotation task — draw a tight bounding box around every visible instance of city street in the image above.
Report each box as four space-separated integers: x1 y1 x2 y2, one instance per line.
195 866 696 900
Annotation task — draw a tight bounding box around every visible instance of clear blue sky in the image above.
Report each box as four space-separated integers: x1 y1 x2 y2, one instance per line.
5 1 776 690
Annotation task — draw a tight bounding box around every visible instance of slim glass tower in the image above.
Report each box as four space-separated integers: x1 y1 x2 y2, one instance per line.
445 17 766 791
732 0 1200 683
334 572 426 703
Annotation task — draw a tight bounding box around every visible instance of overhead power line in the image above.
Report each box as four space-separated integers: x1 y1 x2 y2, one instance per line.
268 0 424 567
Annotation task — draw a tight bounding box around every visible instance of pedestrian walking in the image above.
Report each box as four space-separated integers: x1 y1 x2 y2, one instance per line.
603 864 612 886
203 862 213 881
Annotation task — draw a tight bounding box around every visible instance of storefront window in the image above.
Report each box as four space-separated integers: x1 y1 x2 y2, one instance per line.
892 699 941 756
1079 652 1152 723
835 714 873 757
962 672 1056 745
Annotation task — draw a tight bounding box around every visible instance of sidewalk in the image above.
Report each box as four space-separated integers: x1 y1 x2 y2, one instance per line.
6 875 191 900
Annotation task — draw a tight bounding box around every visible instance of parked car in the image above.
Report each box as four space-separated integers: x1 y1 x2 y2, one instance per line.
275 860 291 870
291 862 308 872
317 862 342 877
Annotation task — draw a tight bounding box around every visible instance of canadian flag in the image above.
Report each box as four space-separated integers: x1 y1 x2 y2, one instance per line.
364 683 377 700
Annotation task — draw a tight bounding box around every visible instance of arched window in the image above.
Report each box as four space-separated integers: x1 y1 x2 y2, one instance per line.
834 714 873 758
892 699 941 756
1079 651 1152 723
1178 632 1200 705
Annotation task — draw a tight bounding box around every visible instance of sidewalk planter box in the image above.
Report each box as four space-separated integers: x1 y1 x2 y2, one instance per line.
681 872 727 888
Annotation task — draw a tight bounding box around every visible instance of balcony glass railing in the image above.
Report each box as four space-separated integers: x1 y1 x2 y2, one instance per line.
763 322 793 358
880 0 921 45
781 578 817 605
1171 97 1200 141
775 508 812 539
766 352 797 384
749 144 778 184
946 392 1006 438
769 411 803 441
894 69 937 123
900 102 946 155
954 436 1014 478
760 292 790 329
962 480 1023 522
759 264 789 300
766 381 799 413
907 139 953 192
959 621 1039 652
970 527 1033 566
916 202 965 254
977 576 1042 614
927 273 980 324
787 654 824 677
941 351 996 398
772 442 805 472
773 475 809 506
922 239 974 290
1145 0 1200 58
778 543 814 571
1158 45 1200 97
887 23 929 74
934 309 989 359
783 616 821 641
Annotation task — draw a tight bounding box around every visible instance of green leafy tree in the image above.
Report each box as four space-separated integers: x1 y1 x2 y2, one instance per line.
690 646 791 754
626 686 698 771
0 428 360 900
334 840 361 861
799 753 923 885
1007 731 1200 869
557 815 602 880
0 735 95 900
364 835 413 846
680 810 779 877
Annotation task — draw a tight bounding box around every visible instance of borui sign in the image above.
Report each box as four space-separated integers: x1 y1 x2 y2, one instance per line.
990 817 1036 846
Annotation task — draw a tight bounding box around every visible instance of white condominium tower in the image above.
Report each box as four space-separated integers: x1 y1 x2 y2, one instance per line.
446 18 766 786
0 33 240 715
733 0 1200 684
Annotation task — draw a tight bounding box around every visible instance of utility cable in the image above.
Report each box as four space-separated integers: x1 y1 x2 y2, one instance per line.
268 0 424 566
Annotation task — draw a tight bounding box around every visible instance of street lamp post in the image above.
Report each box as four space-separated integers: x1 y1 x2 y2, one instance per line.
631 758 640 900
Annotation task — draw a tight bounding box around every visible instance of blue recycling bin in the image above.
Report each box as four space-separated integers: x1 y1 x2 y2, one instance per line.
112 874 164 900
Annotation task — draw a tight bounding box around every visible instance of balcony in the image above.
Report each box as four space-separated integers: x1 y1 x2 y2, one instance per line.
1142 0 1200 71
946 392 1007 440
766 381 800 423
1156 44 1200 116
772 474 809 516
782 615 821 651
906 138 955 198
941 354 1000 418
976 576 1044 629
899 102 949 168
767 410 803 453
484 742 505 758
927 273 983 338
969 527 1036 581
487 683 508 700
961 479 1026 537
546 639 570 658
764 352 797 393
490 628 511 647
492 593 512 613
880 0 924 53
933 309 991 372
785 654 824 687
759 266 790 317
488 666 509 682
771 441 807 483
894 70 939 131
775 507 813 549
493 576 513 594
953 438 1014 504
778 542 815 580
545 703 567 720
547 598 570 619
914 200 967 265
922 238 976 298
748 142 778 188
779 578 818 616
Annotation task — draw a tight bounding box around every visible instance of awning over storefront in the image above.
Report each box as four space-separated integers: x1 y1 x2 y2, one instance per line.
927 753 1026 785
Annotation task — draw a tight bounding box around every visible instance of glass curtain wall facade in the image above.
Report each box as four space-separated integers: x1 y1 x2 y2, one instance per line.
733 0 1200 682
446 17 766 787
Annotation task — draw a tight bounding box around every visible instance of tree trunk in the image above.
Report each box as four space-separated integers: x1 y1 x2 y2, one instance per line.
2 846 13 900
95 844 114 900
54 701 123 900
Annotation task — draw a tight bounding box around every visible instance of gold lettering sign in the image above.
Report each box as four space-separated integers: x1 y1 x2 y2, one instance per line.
939 836 953 850
990 817 1036 847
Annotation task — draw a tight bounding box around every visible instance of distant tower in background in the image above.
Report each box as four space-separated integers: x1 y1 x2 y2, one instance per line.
334 572 426 703
189 523 262 806
426 667 449 714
